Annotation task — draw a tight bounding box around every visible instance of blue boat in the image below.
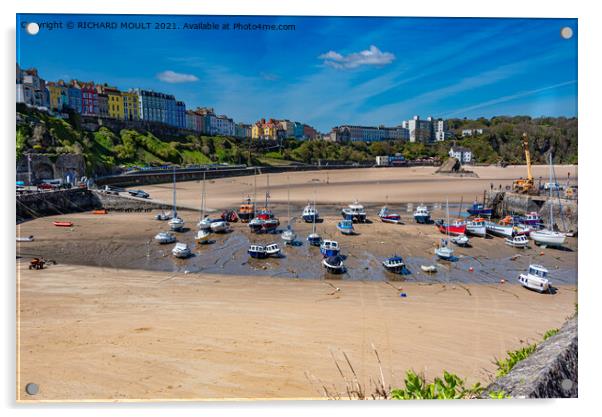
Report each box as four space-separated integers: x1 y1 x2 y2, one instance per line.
466 202 493 217
382 255 409 274
323 255 345 274
307 233 322 246
248 244 268 259
320 240 340 257
341 201 367 223
337 219 355 235
302 203 319 223
413 204 431 224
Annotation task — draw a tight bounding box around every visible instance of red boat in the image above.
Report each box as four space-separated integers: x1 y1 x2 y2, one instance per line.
53 221 73 227
436 220 466 236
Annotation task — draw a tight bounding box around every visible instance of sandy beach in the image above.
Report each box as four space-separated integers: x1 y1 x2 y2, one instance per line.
16 165 578 401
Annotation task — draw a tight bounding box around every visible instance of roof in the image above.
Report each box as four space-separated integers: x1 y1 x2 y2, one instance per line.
450 146 471 152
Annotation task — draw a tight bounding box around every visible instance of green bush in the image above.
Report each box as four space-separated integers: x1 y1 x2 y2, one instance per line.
391 370 483 400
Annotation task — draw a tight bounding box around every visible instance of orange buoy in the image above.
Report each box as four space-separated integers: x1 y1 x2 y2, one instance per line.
540 251 545 256
92 209 108 215
468 267 474 272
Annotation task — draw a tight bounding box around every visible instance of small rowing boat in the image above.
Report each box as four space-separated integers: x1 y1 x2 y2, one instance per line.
16 235 34 242
420 265 437 273
53 221 73 227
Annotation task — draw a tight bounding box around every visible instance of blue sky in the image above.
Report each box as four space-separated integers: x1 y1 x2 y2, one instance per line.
17 14 577 131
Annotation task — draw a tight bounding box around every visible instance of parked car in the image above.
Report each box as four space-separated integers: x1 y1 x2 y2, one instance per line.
128 189 149 198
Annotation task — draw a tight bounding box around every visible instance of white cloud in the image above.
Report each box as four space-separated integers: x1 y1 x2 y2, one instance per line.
156 70 199 83
319 45 395 69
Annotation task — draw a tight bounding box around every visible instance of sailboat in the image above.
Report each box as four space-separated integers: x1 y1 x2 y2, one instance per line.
530 153 567 247
307 194 321 246
435 199 455 260
281 177 297 244
168 167 184 232
196 173 212 232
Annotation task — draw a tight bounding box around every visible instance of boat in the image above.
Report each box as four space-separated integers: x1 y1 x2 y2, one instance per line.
505 235 529 248
168 167 185 232
382 255 408 273
281 178 297 244
320 240 340 257
155 231 176 244
155 211 171 221
169 216 185 232
265 243 281 257
248 217 264 233
262 218 280 233
92 209 108 215
248 244 268 259
53 221 73 227
413 204 431 224
518 211 543 228
237 197 255 223
172 242 191 258
195 229 211 244
210 219 230 233
435 219 466 236
435 199 455 260
466 217 487 237
341 201 367 223
466 202 493 217
197 173 212 231
197 216 213 231
530 154 567 248
281 225 297 244
485 221 516 238
322 255 345 274
378 206 401 224
306 196 321 246
302 203 319 223
518 264 551 293
337 219 355 235
451 234 470 247
16 235 34 242
420 265 437 273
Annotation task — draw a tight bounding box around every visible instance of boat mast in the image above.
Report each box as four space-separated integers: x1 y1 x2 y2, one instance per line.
172 166 177 218
548 152 554 230
312 189 317 234
265 174 270 209
287 176 291 227
201 171 206 220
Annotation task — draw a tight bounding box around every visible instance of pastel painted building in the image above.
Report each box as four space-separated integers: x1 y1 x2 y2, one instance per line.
46 81 68 111
175 101 187 129
96 85 124 120
135 89 178 126
16 66 49 108
79 82 99 115
97 93 109 118
185 110 204 132
67 81 82 112
122 90 139 120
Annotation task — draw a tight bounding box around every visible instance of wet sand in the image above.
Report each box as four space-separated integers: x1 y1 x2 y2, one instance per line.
17 262 576 401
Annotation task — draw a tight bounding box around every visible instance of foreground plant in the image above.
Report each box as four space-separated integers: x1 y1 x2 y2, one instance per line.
390 370 483 400
495 327 560 377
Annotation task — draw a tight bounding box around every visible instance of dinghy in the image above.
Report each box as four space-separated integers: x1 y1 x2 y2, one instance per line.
505 234 529 248
155 231 176 244
451 234 470 247
518 264 551 293
341 201 367 223
172 242 191 258
248 244 268 259
378 206 401 224
320 240 340 257
53 221 73 227
16 235 34 242
265 243 281 257
281 225 297 244
420 265 437 273
155 211 171 221
322 255 345 274
382 255 408 274
413 204 431 224
337 219 355 235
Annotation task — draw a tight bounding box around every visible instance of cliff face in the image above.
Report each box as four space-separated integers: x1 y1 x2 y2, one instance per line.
482 317 577 398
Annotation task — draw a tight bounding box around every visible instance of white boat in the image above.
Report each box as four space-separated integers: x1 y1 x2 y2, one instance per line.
530 229 566 247
197 174 212 231
382 255 407 273
435 199 455 260
154 211 171 221
248 244 268 259
172 242 191 258
210 220 229 233
16 235 34 242
322 255 345 274
281 226 297 243
169 216 184 232
302 203 319 223
420 265 437 273
466 218 487 237
485 221 514 238
195 229 211 243
307 196 321 246
168 167 185 231
505 234 529 248
451 234 470 247
155 231 176 244
378 206 401 224
320 240 340 257
342 201 367 223
518 264 551 293
197 216 213 231
265 243 281 257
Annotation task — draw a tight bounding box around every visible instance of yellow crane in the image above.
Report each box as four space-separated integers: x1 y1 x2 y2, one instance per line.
512 133 536 194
